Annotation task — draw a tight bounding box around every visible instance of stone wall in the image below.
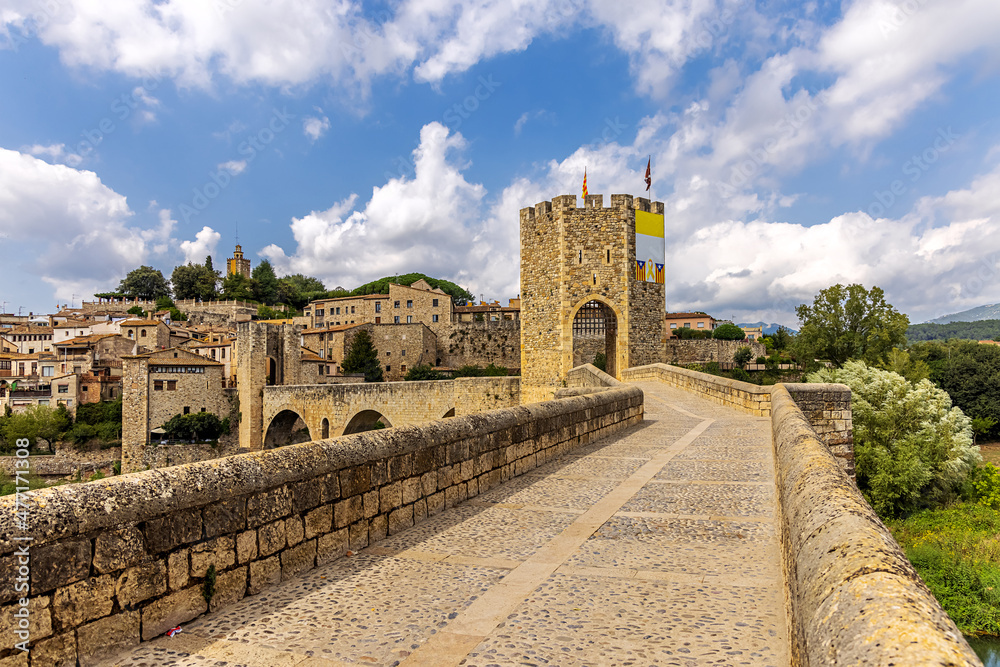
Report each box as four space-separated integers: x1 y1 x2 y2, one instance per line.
770 384 979 665
263 377 521 441
0 387 642 665
783 383 854 478
520 193 666 403
623 364 856 479
664 339 767 365
437 321 521 372
623 363 773 417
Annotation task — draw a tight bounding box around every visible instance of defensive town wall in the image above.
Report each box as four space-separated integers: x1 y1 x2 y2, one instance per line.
664 339 767 365
0 386 641 665
436 320 521 372
571 364 978 665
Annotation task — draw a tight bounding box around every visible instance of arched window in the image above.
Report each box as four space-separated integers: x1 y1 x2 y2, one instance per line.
141 329 147 337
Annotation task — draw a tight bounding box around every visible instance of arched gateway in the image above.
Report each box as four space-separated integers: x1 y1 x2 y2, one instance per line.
519 193 666 403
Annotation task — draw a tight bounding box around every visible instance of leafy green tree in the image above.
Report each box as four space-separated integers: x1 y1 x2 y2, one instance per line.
404 364 443 381
971 417 998 446
880 348 930 383
906 319 1000 343
794 284 908 367
733 346 754 367
277 274 329 310
351 273 474 305
160 412 227 441
127 305 145 316
911 340 1000 441
341 330 384 382
712 323 746 341
252 260 280 305
118 266 171 301
593 352 606 372
171 261 220 301
0 405 71 452
808 361 980 516
771 326 792 351
221 272 254 301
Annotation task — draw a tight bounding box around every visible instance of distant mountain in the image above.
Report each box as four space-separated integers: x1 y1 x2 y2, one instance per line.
925 304 1000 324
737 321 798 336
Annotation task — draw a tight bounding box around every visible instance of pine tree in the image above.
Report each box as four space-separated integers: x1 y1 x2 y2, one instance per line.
341 330 384 382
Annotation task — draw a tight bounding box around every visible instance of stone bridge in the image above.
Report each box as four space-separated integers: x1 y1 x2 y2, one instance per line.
4 364 982 666
262 377 520 447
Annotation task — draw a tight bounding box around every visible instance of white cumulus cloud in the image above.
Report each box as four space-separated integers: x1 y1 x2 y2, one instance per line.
179 226 222 265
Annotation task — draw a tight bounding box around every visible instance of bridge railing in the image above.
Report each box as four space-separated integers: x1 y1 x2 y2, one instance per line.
0 385 642 664
771 384 980 665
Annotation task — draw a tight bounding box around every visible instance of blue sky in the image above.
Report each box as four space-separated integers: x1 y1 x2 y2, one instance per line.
1 0 999 325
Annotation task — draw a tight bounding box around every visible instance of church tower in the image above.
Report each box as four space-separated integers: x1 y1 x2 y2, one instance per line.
226 244 251 279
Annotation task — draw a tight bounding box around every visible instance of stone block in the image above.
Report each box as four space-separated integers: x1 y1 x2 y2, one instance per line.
167 549 190 591
387 507 414 536
258 520 286 557
334 495 363 529
348 521 368 551
145 509 202 553
339 465 371 498
426 491 445 516
30 540 90 593
290 478 324 513
54 574 115 627
30 632 76 666
379 481 402 511
388 453 412 480
0 596 51 648
141 587 207 641
93 526 146 574
321 471 341 502
316 529 348 565
246 487 292 528
369 514 388 543
116 561 167 607
76 610 139 667
363 490 380 518
202 497 247 538
236 529 258 564
281 540 316 581
0 652 27 667
402 478 422 505
209 566 247 613
414 499 428 524
412 447 434 475
0 556 16 606
248 556 280 595
304 505 332 539
420 471 437 497
286 516 304 547
190 536 236 577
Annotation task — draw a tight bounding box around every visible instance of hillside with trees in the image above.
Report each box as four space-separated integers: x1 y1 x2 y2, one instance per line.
907 319 1000 342
351 273 474 305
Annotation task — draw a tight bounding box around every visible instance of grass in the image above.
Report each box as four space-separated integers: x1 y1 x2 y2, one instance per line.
981 443 1000 467
886 502 1000 636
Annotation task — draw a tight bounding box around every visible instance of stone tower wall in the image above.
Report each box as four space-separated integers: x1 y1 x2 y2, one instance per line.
520 193 666 403
237 321 303 451
121 356 149 473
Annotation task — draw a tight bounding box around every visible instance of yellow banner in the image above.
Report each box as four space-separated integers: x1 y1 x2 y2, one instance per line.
635 210 664 238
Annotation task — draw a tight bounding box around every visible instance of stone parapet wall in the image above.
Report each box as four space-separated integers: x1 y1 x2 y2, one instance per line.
664 339 767 365
623 363 772 416
0 387 642 665
565 363 619 388
783 383 855 478
770 384 979 666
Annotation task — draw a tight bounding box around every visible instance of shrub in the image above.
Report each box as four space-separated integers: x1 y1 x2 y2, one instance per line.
593 352 607 371
161 412 226 442
127 305 145 316
808 361 980 516
713 323 746 341
733 347 754 367
730 367 750 382
704 361 720 374
66 423 98 445
974 463 1000 510
404 364 443 381
483 364 508 376
756 356 767 364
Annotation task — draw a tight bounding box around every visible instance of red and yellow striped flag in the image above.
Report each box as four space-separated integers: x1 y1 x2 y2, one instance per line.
582 168 588 198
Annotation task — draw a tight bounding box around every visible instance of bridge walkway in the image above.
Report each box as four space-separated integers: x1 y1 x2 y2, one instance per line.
112 381 789 666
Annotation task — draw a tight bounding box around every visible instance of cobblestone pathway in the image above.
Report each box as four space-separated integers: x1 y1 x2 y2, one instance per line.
111 382 789 667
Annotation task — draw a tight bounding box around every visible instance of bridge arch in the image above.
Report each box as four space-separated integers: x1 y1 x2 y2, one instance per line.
442 407 455 418
264 408 311 449
568 294 622 378
343 409 393 435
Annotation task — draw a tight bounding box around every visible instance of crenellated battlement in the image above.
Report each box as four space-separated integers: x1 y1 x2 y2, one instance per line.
520 194 665 220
